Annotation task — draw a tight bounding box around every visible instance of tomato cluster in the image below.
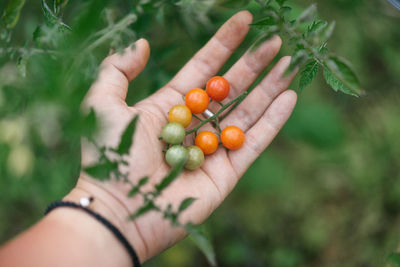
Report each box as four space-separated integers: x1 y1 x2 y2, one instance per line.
160 76 245 170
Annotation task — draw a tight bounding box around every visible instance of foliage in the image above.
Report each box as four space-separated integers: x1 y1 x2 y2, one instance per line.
251 0 363 96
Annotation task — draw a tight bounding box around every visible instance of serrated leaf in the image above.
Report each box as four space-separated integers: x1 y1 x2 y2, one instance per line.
81 108 98 138
42 0 58 26
250 16 276 28
127 177 148 197
116 115 138 155
250 27 279 52
1 0 26 29
280 6 292 16
298 4 317 23
285 49 308 76
323 56 362 96
130 200 157 219
388 253 400 266
178 197 196 213
318 21 335 43
155 161 184 193
299 60 319 92
128 186 140 197
84 160 118 181
186 223 217 267
306 20 328 40
138 176 149 186
41 0 71 31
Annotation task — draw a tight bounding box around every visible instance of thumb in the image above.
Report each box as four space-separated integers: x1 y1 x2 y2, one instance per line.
85 38 150 107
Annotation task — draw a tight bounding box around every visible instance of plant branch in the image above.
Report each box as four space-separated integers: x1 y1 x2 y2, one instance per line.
186 91 248 135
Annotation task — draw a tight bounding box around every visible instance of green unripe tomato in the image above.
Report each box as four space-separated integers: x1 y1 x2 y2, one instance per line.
165 145 188 167
161 122 186 145
184 146 204 170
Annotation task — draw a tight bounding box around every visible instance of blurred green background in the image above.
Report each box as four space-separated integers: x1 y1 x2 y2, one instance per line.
1 0 400 266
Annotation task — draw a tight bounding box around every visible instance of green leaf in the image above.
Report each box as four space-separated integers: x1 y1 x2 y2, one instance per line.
84 160 118 181
250 27 279 52
1 0 26 29
323 56 363 96
116 115 138 155
279 6 292 16
42 0 58 26
41 0 71 31
305 20 327 38
127 177 148 197
155 161 184 193
299 60 319 92
285 49 308 76
81 108 98 138
130 200 157 219
276 0 287 6
298 4 317 23
128 186 140 197
138 176 149 186
250 16 276 29
186 223 217 267
178 197 196 213
388 253 400 266
318 21 335 43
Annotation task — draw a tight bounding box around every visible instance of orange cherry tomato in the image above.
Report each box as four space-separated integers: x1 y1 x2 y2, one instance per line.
220 126 245 150
206 76 230 102
185 88 209 114
195 131 219 155
168 104 192 128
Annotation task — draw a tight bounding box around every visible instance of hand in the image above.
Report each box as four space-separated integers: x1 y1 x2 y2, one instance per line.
64 11 297 263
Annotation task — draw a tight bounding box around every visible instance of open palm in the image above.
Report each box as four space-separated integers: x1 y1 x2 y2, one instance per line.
69 11 297 262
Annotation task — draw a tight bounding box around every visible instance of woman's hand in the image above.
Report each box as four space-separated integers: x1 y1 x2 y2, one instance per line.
65 11 297 263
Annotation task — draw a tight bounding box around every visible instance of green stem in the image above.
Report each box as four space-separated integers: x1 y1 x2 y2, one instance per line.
192 114 203 122
186 91 248 135
85 14 137 52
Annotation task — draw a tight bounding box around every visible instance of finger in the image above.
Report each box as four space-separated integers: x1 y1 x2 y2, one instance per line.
220 56 297 131
166 11 253 95
85 39 150 106
228 90 297 176
207 35 282 113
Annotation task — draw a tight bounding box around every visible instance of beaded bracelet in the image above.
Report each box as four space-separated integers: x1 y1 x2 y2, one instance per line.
45 197 141 267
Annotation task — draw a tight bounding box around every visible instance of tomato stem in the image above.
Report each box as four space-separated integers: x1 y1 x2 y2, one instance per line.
186 91 248 135
192 114 204 122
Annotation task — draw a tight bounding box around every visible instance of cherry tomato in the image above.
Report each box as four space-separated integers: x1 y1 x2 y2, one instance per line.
195 131 219 155
168 104 192 128
185 88 209 114
220 126 245 150
165 145 188 167
185 146 204 170
206 76 230 102
161 122 186 145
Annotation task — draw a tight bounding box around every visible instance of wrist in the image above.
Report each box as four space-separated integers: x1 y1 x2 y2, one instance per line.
43 208 132 267
63 176 147 263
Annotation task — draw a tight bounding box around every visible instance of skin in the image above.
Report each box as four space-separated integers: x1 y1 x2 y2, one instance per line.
0 11 297 267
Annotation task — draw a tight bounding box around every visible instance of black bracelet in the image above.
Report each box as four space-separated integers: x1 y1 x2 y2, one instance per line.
45 199 141 267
